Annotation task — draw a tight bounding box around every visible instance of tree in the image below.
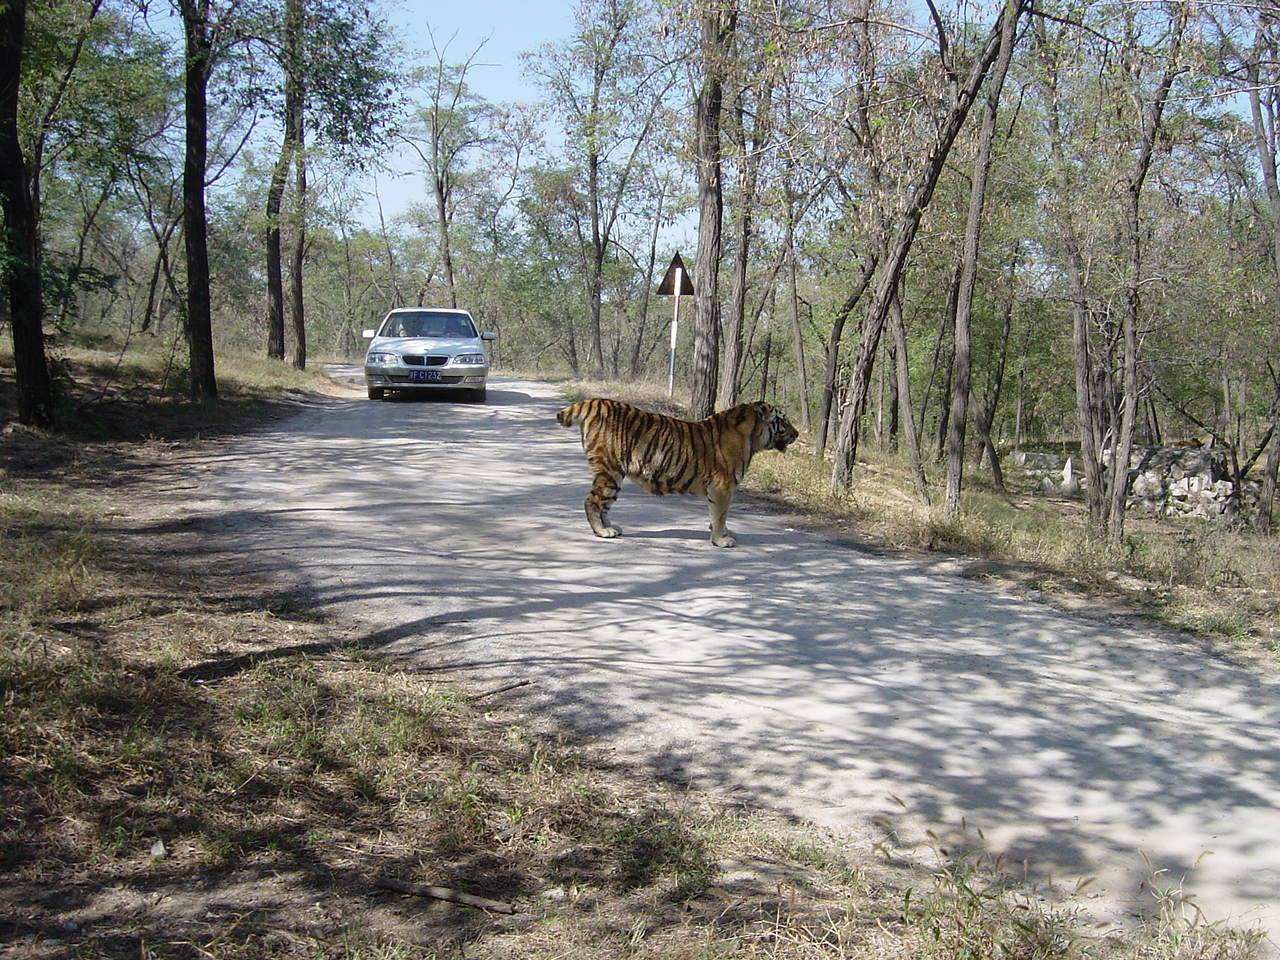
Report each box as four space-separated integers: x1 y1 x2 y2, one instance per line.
0 0 54 425
1033 2 1187 541
1104 5 1187 546
405 35 489 312
688 0 736 419
530 0 675 379
942 0 1019 517
264 0 301 360
831 0 1030 492
263 0 398 366
718 28 772 409
176 0 220 400
1208 9 1280 532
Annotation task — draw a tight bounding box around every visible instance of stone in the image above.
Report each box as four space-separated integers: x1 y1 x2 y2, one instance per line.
1014 450 1065 474
1132 473 1160 498
1059 458 1080 496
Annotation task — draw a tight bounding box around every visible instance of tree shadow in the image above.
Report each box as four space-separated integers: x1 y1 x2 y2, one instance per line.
39 375 1280 945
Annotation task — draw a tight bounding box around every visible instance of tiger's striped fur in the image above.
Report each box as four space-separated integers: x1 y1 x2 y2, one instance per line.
556 398 799 547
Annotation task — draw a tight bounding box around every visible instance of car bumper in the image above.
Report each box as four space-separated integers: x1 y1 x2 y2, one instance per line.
365 366 488 389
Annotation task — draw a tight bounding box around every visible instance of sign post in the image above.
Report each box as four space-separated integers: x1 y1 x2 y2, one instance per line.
668 266 681 397
656 253 695 398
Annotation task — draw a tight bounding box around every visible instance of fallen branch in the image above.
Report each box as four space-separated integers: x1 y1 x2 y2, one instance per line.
374 877 515 914
467 679 531 703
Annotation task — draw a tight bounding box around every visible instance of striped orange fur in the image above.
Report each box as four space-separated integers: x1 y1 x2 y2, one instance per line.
556 398 798 547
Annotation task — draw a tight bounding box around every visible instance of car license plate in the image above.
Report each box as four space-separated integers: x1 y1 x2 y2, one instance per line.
410 370 441 383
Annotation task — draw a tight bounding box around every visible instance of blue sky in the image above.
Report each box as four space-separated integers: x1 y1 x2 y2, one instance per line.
363 0 576 220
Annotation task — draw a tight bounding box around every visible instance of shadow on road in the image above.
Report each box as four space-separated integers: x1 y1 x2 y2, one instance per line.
124 376 1280 938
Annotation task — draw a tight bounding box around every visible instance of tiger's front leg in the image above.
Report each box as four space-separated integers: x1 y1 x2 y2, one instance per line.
585 470 623 539
707 481 736 548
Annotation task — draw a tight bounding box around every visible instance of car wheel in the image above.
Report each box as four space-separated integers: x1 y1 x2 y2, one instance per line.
368 386 385 400
469 386 487 403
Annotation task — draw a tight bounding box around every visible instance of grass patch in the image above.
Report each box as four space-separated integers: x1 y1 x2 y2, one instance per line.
558 377 689 419
0 329 345 449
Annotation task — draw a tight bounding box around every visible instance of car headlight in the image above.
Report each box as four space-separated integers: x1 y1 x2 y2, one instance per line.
453 353 486 366
366 352 398 366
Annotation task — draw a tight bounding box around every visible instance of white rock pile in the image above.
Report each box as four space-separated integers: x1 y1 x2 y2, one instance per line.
1013 444 1260 523
1120 446 1260 521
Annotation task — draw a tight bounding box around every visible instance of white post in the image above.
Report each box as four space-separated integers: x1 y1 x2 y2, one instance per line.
668 267 681 397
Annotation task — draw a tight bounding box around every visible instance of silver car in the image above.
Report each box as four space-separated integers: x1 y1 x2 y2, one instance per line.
362 308 495 403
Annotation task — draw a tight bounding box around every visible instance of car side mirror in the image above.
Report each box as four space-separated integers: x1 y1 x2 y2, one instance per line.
362 328 376 339
481 331 497 341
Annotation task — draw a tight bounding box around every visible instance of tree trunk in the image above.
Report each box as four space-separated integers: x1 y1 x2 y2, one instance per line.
719 90 756 409
140 215 180 335
874 342 885 446
266 0 299 362
56 180 113 329
815 254 877 458
886 338 899 451
180 0 217 402
973 247 1017 492
1246 57 1280 533
942 0 1017 517
1258 374 1280 533
374 188 403 308
586 151 605 377
1034 19 1103 524
434 173 457 309
936 342 953 462
784 201 810 431
1013 304 1031 446
890 293 929 504
0 0 54 425
265 141 289 359
290 50 307 372
140 246 165 335
264 23 297 362
830 0 1025 493
1106 9 1185 547
919 265 958 451
689 2 735 419
759 332 771 403
629 186 665 378
722 238 749 408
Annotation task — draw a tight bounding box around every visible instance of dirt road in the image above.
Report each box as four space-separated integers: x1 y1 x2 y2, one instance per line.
184 374 1280 944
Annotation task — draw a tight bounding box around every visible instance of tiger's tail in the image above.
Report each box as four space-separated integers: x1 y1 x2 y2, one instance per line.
556 401 585 427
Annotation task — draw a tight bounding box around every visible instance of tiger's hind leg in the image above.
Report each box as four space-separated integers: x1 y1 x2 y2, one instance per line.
708 481 737 548
585 470 623 539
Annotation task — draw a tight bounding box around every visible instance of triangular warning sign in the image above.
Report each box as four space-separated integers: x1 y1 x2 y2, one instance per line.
656 253 695 296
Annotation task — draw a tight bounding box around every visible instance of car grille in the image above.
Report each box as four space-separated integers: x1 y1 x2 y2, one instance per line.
402 355 448 367
386 374 464 384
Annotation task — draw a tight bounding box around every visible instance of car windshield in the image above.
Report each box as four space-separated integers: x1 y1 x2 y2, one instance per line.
379 310 476 339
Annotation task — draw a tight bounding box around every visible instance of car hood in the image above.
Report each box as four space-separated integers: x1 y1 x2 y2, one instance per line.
369 337 481 354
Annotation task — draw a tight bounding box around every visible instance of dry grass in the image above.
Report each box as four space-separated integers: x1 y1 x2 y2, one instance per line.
559 379 689 419
0 330 344 446
555 379 1279 659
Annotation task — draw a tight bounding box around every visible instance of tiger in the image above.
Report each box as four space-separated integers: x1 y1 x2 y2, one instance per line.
555 397 799 547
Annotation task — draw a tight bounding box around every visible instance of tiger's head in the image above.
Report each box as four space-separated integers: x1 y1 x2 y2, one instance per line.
751 403 799 453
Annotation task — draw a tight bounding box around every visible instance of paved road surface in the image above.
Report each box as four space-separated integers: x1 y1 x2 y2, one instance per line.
183 374 1280 944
